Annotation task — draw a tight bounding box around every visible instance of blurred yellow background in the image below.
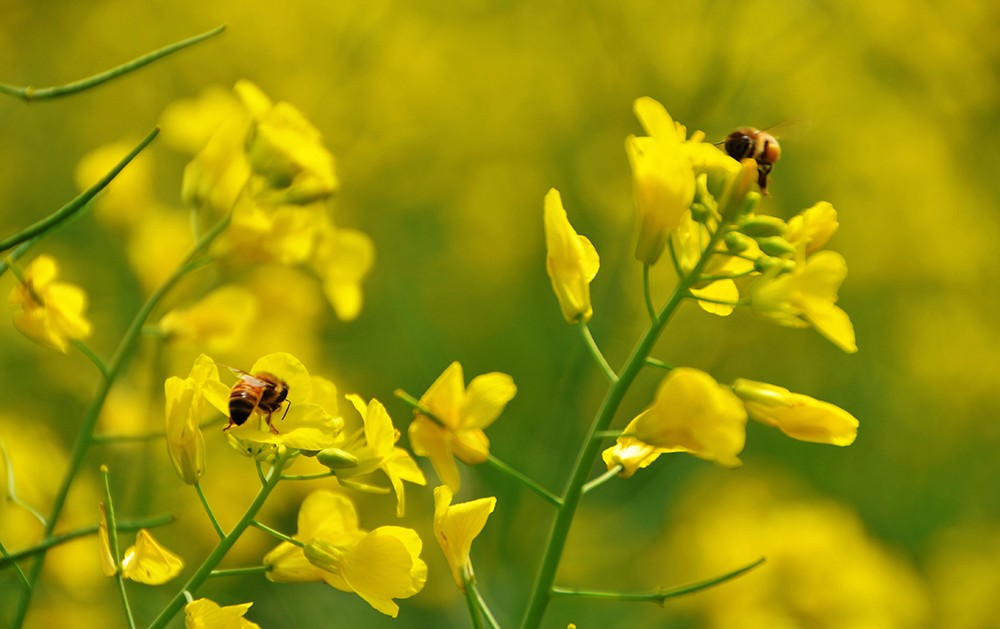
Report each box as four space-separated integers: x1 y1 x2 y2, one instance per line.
2 1 999 627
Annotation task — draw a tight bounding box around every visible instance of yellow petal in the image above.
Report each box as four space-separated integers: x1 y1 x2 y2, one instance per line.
691 280 739 317
184 598 260 629
419 362 466 428
461 372 517 430
120 529 184 585
97 502 117 577
433 486 496 590
544 188 599 323
338 527 426 617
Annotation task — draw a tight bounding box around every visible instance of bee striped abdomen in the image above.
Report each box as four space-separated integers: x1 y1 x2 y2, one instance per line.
228 383 264 427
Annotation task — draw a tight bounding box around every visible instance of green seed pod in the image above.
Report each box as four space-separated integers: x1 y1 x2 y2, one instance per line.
757 236 796 257
316 447 360 470
724 231 751 253
740 215 787 238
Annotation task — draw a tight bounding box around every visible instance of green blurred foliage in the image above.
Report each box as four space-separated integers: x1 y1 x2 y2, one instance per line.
2 0 999 626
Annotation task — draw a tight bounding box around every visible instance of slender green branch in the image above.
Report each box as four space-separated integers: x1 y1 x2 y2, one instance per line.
591 430 623 440
2 441 47 527
0 538 30 589
521 212 732 629
685 292 747 307
667 238 683 279
393 389 440 424
579 320 617 383
463 567 500 629
698 269 756 282
148 450 292 629
209 565 269 579
581 466 621 494
249 520 303 546
101 466 136 629
644 357 674 371
0 128 159 256
71 339 109 377
0 514 175 568
485 454 562 507
463 575 486 629
280 470 337 481
10 215 231 626
642 264 657 324
195 482 224 540
0 25 226 101
550 556 766 604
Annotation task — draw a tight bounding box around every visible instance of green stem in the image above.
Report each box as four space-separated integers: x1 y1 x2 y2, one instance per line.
520 221 729 629
280 471 337 481
685 293 746 307
9 216 230 627
463 574 486 629
550 556 765 603
195 482 224 540
581 466 621 494
249 520 303 546
101 466 136 629
644 357 673 371
485 455 561 507
579 320 617 383
0 128 159 255
71 339 109 377
209 565 269 579
148 450 291 629
463 568 500 629
0 26 226 101
642 263 656 324
0 538 30 589
0 514 175 568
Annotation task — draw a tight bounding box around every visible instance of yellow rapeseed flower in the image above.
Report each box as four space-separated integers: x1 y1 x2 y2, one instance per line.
785 201 839 255
264 490 426 618
8 255 93 353
312 225 375 321
408 362 516 491
543 188 599 323
164 354 228 484
333 394 426 517
625 367 747 468
433 485 497 591
184 598 260 629
732 378 859 446
120 529 184 585
749 250 858 353
627 97 696 265
158 285 258 354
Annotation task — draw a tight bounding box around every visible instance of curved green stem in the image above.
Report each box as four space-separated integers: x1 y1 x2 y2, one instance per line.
485 454 561 507
581 466 621 494
0 26 226 101
642 264 657 324
579 321 617 383
71 339 109 377
209 565 269 579
280 470 337 481
101 466 136 629
148 450 291 629
0 128 159 256
195 482 224 540
550 556 765 603
9 215 230 627
0 514 175 569
249 520 303 546
644 357 674 371
0 538 29 589
520 221 730 629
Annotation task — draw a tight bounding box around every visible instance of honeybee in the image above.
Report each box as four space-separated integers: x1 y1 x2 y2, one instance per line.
723 127 782 195
225 368 290 434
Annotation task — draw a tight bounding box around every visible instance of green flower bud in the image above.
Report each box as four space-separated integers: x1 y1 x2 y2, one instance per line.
724 231 751 253
316 447 360 470
754 256 796 274
757 236 796 257
304 538 344 574
739 215 787 238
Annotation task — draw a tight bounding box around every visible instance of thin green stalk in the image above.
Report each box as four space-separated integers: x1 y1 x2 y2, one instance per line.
249 520 303 546
195 482 224 540
148 450 291 629
581 466 621 495
0 538 30 589
0 514 175 568
9 216 230 627
71 339 109 377
0 128 159 255
463 577 486 629
209 565 269 579
579 320 617 383
0 25 226 101
644 357 673 371
550 556 765 603
520 221 730 629
485 454 561 507
642 263 656 324
280 470 337 481
2 442 47 526
101 466 136 629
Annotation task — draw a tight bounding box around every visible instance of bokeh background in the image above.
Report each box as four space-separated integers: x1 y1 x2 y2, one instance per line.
2 1 999 627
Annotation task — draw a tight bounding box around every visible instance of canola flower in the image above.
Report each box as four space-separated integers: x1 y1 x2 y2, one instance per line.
408 361 517 492
433 485 497 591
263 490 426 617
8 254 93 352
543 188 599 323
184 598 260 629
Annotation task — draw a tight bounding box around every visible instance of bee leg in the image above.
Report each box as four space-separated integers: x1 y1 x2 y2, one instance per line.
265 411 280 435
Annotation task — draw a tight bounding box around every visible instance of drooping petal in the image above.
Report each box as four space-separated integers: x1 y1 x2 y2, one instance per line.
433 486 497 590
409 418 461 492
544 188 599 323
184 598 260 629
461 372 517 429
120 529 184 585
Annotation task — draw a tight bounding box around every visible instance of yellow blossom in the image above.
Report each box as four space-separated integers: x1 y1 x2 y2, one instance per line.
601 422 668 479
97 502 117 577
785 201 839 255
627 97 696 264
408 362 516 491
184 598 260 629
543 188 599 323
236 80 339 205
312 226 375 321
334 395 426 517
264 490 426 617
732 378 859 446
201 352 344 453
628 367 747 468
164 354 228 483
8 255 93 352
158 285 258 354
180 108 250 214
433 485 497 591
120 529 184 585
159 85 245 155
749 250 858 353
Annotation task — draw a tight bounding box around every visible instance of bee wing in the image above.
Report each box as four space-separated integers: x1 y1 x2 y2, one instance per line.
221 365 272 388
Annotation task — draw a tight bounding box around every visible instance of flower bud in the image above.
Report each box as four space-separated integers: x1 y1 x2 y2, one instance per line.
316 447 360 469
739 215 787 238
304 538 345 574
757 236 797 257
724 231 752 253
